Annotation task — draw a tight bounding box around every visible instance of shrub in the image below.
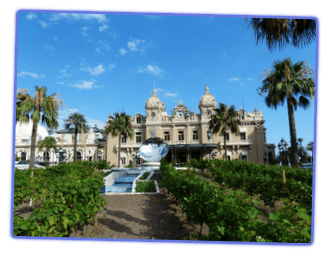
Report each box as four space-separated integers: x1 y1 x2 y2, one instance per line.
135 181 156 192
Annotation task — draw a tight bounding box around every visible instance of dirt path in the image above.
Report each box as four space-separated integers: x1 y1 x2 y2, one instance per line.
14 172 288 240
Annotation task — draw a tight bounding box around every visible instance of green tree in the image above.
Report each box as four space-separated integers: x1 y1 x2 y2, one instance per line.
16 87 64 174
307 141 314 163
258 58 315 167
209 103 240 161
104 112 134 167
64 113 88 162
38 136 57 165
247 18 316 51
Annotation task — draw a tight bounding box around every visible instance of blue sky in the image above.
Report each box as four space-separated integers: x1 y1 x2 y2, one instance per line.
15 11 317 155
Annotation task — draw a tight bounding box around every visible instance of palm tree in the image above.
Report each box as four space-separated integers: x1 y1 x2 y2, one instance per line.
64 113 88 162
307 141 314 163
209 103 241 161
38 136 57 165
247 18 316 51
104 112 134 167
258 58 315 167
16 86 64 173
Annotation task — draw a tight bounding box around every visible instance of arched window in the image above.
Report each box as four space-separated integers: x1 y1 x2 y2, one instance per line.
21 152 26 162
137 117 141 124
77 152 82 161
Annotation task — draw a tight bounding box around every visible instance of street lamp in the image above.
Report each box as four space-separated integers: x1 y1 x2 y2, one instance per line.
56 147 67 164
132 150 141 167
278 138 289 166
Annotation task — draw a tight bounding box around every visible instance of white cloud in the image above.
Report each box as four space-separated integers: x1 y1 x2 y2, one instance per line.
80 26 89 37
99 24 109 32
164 92 178 97
85 117 106 129
72 80 99 90
40 74 45 78
38 20 48 28
229 77 240 82
108 32 118 38
53 37 58 41
247 77 255 81
137 65 165 78
51 13 108 24
119 48 127 55
18 71 40 78
44 45 53 50
26 13 37 20
107 63 115 70
58 69 72 78
56 82 65 85
80 64 105 76
96 40 110 52
127 38 145 51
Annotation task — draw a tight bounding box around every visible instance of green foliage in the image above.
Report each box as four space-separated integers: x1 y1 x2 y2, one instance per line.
124 162 133 168
93 160 112 170
270 159 279 165
13 161 107 237
139 172 150 180
15 154 20 161
160 160 312 242
135 181 156 192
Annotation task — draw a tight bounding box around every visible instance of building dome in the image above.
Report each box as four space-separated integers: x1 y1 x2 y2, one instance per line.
15 120 49 142
146 86 161 106
199 84 216 106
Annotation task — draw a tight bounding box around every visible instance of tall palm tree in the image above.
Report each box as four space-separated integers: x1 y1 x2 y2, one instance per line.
38 136 57 165
307 141 314 163
258 58 315 167
104 112 134 167
209 103 241 161
16 86 63 173
64 113 88 162
248 18 316 51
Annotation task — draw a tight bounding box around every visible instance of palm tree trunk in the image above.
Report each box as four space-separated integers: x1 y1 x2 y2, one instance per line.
29 120 38 175
223 130 227 161
118 136 121 167
74 127 78 162
287 96 299 167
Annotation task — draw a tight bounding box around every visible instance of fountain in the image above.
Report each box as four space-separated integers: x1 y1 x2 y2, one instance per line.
102 136 168 194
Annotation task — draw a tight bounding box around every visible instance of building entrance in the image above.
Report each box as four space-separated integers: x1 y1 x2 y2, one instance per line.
176 151 186 164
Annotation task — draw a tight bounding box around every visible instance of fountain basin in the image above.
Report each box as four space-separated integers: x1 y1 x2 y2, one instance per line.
102 170 155 194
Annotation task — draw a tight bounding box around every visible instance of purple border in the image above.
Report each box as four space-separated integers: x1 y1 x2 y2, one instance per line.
11 9 318 246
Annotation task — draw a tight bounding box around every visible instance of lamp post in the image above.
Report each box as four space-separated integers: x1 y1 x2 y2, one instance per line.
278 138 289 166
132 150 141 167
56 147 67 164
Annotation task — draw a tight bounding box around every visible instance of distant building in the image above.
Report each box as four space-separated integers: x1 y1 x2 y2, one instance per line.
15 120 106 164
106 84 275 167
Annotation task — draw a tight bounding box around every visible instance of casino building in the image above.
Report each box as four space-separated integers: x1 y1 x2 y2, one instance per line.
14 84 275 166
106 84 275 167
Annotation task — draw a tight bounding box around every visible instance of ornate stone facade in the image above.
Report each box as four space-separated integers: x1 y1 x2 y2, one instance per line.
106 84 275 167
15 120 106 164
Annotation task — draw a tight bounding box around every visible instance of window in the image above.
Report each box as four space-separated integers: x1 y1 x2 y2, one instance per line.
240 133 246 141
193 130 198 140
121 157 126 165
178 130 184 141
242 155 247 162
227 156 231 161
137 117 141 124
136 132 142 143
164 131 170 141
121 136 126 144
207 130 212 140
226 133 230 141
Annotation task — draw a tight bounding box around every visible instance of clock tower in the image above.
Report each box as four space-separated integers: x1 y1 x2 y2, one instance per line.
145 86 166 122
198 84 217 121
